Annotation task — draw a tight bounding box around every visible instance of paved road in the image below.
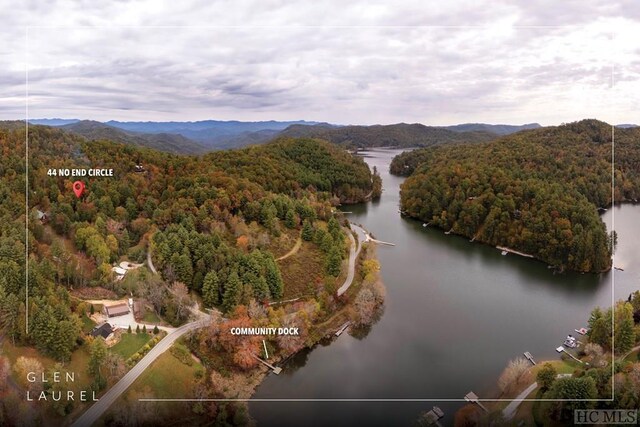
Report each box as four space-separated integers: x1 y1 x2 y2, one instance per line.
336 224 367 296
502 374 571 420
72 319 208 427
146 249 158 275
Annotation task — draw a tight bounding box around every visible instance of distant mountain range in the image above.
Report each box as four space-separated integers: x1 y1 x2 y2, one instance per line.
277 123 501 148
29 118 548 154
58 120 208 155
441 122 541 135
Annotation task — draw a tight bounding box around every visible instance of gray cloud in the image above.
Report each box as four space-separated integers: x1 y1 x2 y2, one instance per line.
0 1 638 125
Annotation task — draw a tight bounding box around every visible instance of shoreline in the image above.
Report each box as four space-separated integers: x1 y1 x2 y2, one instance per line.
401 211 612 274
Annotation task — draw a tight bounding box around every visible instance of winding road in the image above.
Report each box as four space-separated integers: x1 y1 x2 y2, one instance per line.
337 223 368 296
73 223 369 425
72 319 209 427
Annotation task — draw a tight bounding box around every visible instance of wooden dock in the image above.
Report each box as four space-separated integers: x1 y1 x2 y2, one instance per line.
422 406 445 426
555 347 583 364
524 351 536 365
464 391 489 413
496 246 534 258
369 238 396 246
252 354 282 374
335 321 351 337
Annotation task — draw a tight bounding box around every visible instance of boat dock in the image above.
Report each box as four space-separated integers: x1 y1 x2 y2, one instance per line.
555 347 583 364
252 354 282 374
496 246 534 258
335 321 351 337
422 406 445 426
524 351 536 365
464 391 489 413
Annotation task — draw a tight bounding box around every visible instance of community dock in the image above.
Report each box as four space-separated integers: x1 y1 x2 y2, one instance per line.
252 354 282 374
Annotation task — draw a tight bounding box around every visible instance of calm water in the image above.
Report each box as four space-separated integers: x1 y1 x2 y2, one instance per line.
251 149 639 426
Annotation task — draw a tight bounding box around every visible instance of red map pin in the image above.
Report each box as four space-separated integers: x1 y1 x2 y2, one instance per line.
72 181 85 198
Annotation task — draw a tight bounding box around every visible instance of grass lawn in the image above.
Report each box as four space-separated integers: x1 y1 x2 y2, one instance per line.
141 310 163 325
128 347 204 397
101 344 205 425
110 333 152 359
278 240 325 299
81 314 97 334
531 359 580 376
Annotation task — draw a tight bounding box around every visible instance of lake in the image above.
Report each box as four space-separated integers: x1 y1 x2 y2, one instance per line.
251 148 638 426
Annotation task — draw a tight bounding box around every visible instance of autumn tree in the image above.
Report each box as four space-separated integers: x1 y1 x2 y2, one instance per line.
88 338 108 390
536 362 557 391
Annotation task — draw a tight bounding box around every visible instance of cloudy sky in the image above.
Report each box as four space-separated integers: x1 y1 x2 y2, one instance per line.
1 0 638 125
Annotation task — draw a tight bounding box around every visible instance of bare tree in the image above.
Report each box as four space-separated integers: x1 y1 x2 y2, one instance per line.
103 352 126 383
14 357 44 394
171 281 191 320
277 316 304 354
248 299 267 320
584 342 606 367
354 288 377 326
498 357 530 393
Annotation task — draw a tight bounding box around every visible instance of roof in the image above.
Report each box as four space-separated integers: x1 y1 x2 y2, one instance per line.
37 210 47 219
104 303 129 316
91 323 113 339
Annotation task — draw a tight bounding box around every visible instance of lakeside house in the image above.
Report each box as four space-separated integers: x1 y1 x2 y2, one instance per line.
103 302 130 318
91 323 114 339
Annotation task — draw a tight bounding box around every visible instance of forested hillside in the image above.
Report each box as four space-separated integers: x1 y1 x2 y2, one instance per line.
395 120 640 273
278 123 497 149
0 124 374 362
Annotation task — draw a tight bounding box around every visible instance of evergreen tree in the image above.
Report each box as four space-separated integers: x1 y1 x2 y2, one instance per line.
153 325 159 334
127 325 132 334
88 338 107 390
136 324 140 334
285 209 296 229
301 220 314 241
615 302 635 354
588 307 611 349
142 324 147 334
223 270 241 312
202 271 220 307
328 217 341 240
326 246 342 277
264 255 284 299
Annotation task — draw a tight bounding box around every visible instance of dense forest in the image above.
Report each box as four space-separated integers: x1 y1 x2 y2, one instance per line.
0 123 376 364
278 122 497 149
393 120 640 272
